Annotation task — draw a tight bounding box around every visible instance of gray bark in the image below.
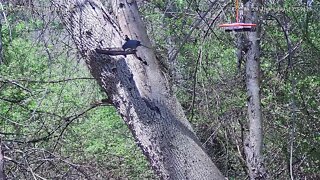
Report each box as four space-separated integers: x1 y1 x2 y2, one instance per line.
53 0 224 179
0 140 5 180
243 0 268 179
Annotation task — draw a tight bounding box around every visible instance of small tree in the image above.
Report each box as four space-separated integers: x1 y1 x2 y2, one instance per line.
243 0 268 179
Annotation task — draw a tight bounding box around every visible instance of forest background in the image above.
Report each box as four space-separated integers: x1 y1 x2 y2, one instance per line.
0 0 319 179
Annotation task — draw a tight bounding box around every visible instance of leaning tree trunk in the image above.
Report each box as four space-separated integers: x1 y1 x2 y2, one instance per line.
53 0 224 179
243 0 268 179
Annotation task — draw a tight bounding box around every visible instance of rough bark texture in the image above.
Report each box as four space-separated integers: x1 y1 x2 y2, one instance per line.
0 140 5 180
53 0 224 179
243 0 268 179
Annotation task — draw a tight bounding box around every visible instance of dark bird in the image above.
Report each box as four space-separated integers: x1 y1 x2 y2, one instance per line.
122 35 150 65
122 35 152 50
122 39 142 50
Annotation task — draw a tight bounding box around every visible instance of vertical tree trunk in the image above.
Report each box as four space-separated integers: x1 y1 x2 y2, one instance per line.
53 0 224 179
0 140 5 180
243 0 268 179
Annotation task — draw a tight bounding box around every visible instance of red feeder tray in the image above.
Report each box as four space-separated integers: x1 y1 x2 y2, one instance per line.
219 23 256 32
219 0 257 32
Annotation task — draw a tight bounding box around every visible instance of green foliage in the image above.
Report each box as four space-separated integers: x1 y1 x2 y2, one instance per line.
0 7 153 179
65 107 153 179
1 0 319 179
143 0 320 178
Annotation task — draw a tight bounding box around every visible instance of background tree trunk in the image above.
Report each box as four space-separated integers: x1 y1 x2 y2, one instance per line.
243 0 268 179
53 0 224 179
0 140 5 180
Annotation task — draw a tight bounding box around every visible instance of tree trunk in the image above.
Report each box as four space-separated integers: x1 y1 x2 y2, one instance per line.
243 0 268 179
53 0 224 179
0 139 5 180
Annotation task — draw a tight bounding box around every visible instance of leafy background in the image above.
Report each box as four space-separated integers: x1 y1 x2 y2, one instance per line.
0 0 319 179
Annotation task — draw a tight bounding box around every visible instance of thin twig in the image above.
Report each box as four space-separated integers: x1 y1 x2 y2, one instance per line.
168 0 220 62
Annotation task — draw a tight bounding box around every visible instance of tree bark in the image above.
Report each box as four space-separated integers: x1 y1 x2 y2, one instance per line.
0 139 5 180
53 0 224 179
243 0 268 179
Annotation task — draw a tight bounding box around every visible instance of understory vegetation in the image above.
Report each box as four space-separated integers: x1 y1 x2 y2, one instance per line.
0 0 319 179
